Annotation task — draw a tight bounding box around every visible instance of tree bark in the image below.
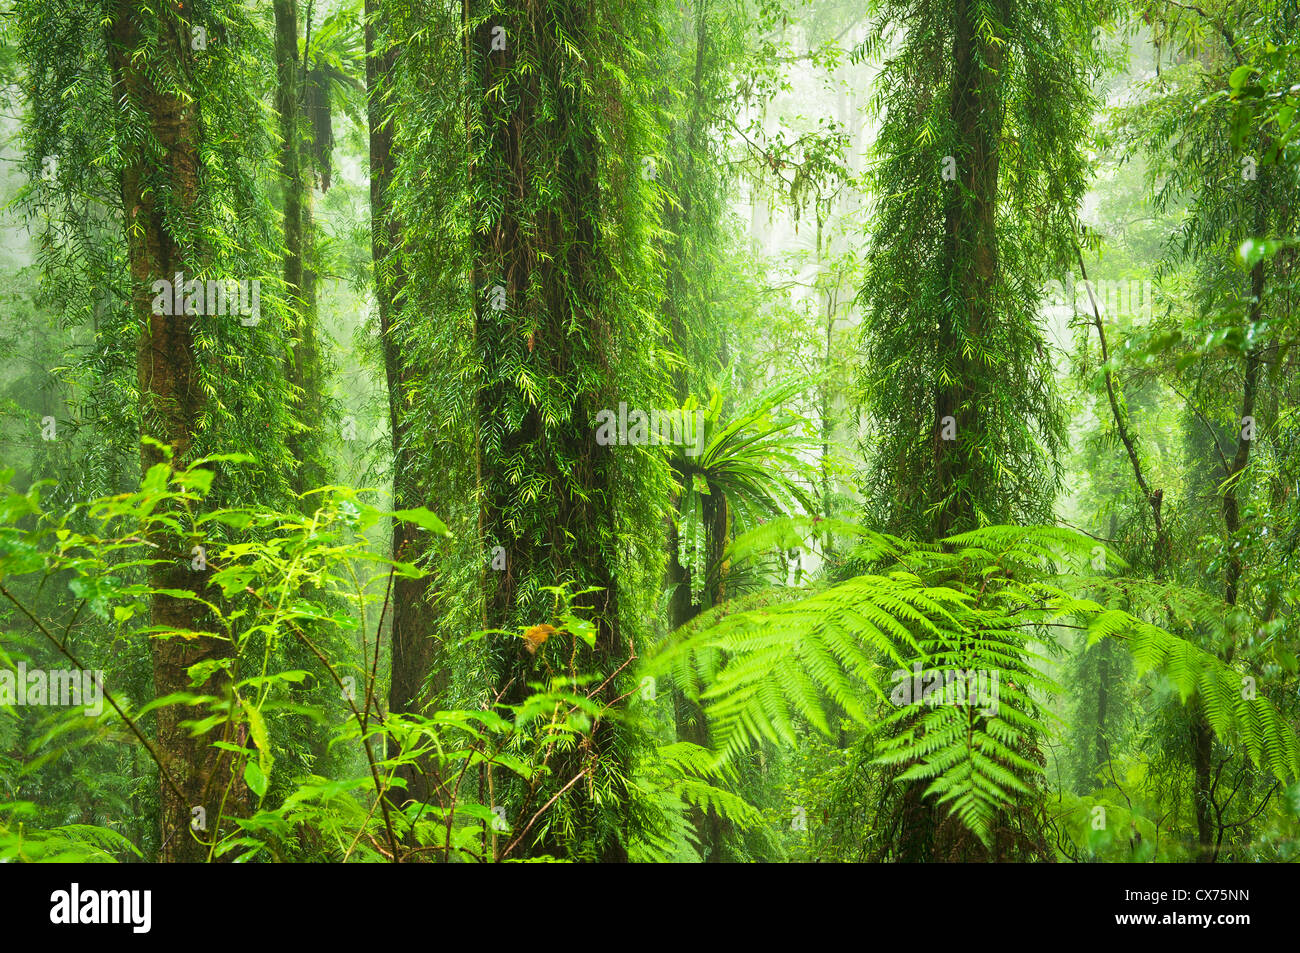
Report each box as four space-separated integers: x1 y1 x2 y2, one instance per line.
365 0 441 808
933 0 1003 538
470 1 630 861
107 0 232 862
1193 256 1266 862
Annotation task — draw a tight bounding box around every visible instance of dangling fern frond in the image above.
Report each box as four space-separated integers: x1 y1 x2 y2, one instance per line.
629 742 763 862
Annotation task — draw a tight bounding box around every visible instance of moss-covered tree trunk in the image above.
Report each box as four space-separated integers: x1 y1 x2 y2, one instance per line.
895 0 1006 863
365 0 441 809
106 0 232 862
868 0 1073 863
470 0 645 862
276 0 327 497
933 0 1002 539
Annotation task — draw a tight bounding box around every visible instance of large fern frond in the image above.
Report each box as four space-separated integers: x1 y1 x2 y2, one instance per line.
645 524 1300 845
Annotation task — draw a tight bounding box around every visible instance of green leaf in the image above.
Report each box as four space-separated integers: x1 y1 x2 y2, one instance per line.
244 702 274 778
244 760 268 798
390 507 451 536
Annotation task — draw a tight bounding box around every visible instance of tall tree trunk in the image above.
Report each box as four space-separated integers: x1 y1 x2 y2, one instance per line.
107 0 232 862
895 0 1009 862
934 0 1002 539
1193 255 1266 862
365 0 441 808
470 1 631 861
277 0 327 496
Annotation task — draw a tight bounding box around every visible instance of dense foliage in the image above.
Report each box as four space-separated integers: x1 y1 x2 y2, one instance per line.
0 0 1297 863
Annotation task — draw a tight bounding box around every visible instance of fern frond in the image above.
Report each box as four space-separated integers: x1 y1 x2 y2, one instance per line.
645 524 1300 847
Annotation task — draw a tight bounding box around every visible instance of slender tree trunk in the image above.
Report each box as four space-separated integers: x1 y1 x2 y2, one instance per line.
365 0 441 808
1222 260 1265 613
1193 256 1267 862
666 468 730 860
658 0 730 860
821 286 835 529
277 0 327 496
1080 249 1169 575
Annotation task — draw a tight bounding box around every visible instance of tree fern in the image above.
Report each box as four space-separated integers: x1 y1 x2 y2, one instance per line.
646 523 1300 845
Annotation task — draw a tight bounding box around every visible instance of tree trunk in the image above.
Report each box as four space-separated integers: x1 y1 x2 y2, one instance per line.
277 0 327 497
666 469 729 860
934 0 1002 539
896 0 1019 863
1193 253 1266 862
365 0 441 808
107 0 232 862
470 1 631 861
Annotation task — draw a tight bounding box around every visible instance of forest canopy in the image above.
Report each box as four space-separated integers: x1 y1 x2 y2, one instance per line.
0 0 1297 865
